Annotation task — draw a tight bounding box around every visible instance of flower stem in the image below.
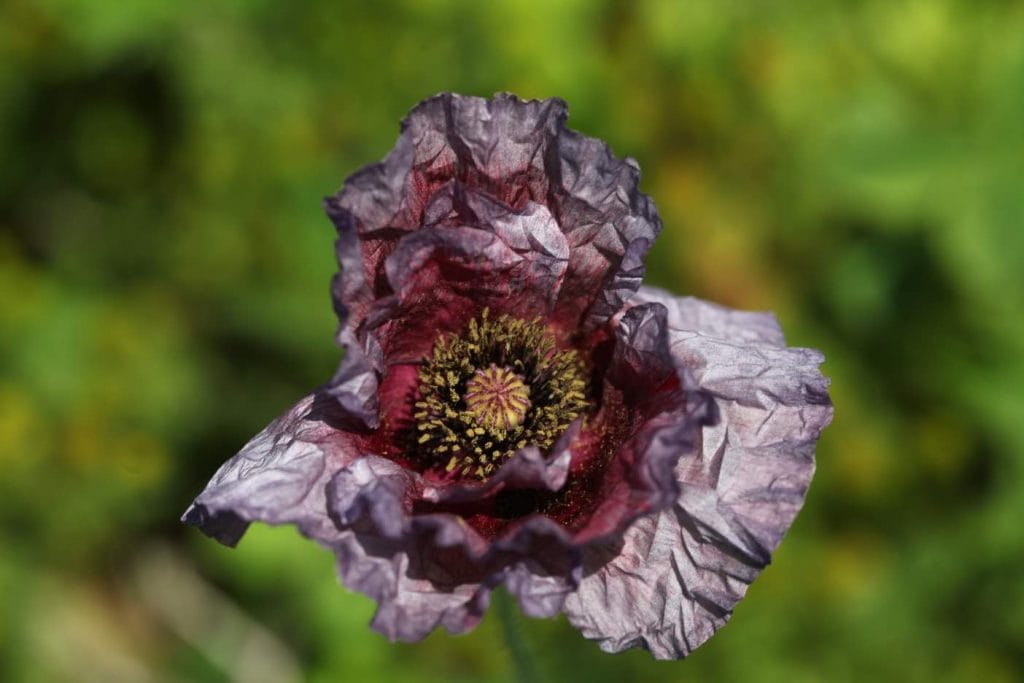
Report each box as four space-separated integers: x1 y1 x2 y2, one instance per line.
494 590 539 683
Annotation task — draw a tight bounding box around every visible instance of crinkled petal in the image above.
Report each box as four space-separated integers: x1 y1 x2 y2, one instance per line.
563 287 833 659
323 138 412 359
329 526 490 640
325 455 581 637
182 392 364 546
420 183 571 312
564 302 711 543
324 92 661 341
325 328 382 429
183 393 498 640
316 303 714 640
326 456 492 639
549 130 660 332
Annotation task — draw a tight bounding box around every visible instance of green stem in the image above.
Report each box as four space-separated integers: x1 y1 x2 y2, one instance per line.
494 589 539 683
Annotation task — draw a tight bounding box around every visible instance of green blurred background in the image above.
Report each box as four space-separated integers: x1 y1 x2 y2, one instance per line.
2 1 1023 681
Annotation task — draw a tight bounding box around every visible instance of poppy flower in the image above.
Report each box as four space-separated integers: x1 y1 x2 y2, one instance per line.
183 92 833 659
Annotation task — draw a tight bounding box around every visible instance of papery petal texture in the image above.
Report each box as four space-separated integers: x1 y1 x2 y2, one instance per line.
313 302 711 637
183 392 361 547
184 92 832 660
563 286 833 659
324 93 660 361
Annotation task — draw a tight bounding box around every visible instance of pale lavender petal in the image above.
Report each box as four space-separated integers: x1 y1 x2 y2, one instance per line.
563 287 832 659
182 392 363 547
635 285 787 346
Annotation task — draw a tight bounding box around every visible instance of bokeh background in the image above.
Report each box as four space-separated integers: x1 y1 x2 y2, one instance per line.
2 1 1023 681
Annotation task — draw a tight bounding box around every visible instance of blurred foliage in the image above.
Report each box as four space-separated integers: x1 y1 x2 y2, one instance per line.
1 0 1023 681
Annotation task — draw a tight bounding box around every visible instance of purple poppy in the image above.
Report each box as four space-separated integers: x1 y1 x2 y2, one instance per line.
183 93 832 659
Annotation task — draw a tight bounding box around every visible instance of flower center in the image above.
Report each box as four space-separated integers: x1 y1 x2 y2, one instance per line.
464 365 531 432
412 310 588 480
